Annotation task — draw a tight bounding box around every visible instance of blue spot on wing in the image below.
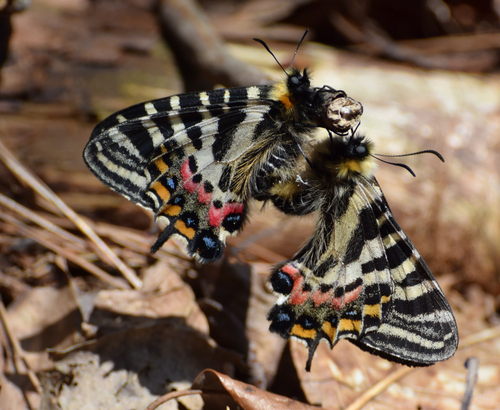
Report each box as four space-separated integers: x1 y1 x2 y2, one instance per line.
203 236 216 248
191 229 224 261
166 178 176 190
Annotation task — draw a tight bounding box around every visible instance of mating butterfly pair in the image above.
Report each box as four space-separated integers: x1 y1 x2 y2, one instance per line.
83 35 458 371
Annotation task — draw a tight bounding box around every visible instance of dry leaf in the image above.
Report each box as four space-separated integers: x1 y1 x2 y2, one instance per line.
191 369 317 410
6 286 81 353
92 261 209 335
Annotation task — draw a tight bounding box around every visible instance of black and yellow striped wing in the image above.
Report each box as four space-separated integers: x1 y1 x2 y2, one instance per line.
268 135 458 371
350 178 458 366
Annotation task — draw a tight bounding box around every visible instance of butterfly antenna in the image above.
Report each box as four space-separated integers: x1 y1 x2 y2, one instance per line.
352 121 361 135
253 37 288 76
375 149 445 162
346 125 359 146
297 141 314 170
290 28 309 68
371 155 416 177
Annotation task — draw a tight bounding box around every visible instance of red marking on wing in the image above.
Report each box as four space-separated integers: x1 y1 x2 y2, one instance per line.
208 204 223 227
180 159 200 193
282 265 362 310
283 265 310 306
310 288 335 307
289 288 310 305
197 184 212 204
330 286 362 310
281 264 300 277
223 202 244 218
208 202 244 228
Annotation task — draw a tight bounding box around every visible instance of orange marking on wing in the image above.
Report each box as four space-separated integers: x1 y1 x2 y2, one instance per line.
174 220 195 239
364 304 381 318
154 158 169 174
291 324 317 339
151 181 171 202
322 321 337 342
338 319 361 333
160 204 182 217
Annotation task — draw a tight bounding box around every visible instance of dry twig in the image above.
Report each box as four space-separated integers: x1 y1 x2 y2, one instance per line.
0 296 42 395
344 366 415 410
0 210 128 289
0 138 142 289
145 389 203 410
157 0 266 91
461 357 479 410
0 193 86 249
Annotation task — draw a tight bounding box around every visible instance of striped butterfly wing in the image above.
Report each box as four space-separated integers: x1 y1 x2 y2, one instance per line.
84 86 280 261
350 177 458 366
268 157 458 371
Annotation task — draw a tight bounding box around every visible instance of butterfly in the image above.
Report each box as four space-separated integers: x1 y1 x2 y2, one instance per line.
266 133 459 371
83 34 363 262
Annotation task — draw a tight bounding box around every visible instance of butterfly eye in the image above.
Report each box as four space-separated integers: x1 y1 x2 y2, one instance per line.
290 76 300 85
355 145 366 155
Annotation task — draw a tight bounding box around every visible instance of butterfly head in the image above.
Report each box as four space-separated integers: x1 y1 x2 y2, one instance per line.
269 67 313 113
286 67 312 95
311 133 377 181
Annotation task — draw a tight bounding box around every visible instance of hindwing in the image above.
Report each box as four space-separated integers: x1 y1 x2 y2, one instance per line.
268 136 458 371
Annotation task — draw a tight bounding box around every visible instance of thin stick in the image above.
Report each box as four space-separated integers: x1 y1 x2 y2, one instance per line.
345 366 415 410
0 296 42 394
458 325 500 349
461 357 479 410
0 138 142 288
145 389 203 410
0 211 128 289
0 193 86 249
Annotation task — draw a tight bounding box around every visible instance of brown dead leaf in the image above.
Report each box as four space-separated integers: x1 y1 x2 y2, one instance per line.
0 373 29 410
227 205 315 262
92 260 209 335
191 369 317 410
2 285 81 378
6 286 81 353
194 258 287 388
141 259 192 293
